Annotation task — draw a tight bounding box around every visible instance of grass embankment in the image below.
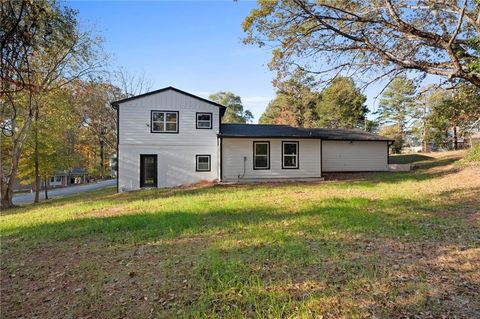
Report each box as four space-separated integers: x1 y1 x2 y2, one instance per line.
1 151 479 318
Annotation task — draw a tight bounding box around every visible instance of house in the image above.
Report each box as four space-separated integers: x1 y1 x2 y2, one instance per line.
111 87 393 192
44 168 88 188
13 168 88 193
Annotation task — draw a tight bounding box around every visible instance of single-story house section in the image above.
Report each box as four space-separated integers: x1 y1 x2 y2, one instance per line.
111 87 393 192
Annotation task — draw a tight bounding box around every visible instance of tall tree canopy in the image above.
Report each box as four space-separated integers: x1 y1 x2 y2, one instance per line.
209 92 253 124
260 73 367 129
377 76 417 149
0 0 102 208
259 71 320 127
243 0 480 87
429 82 480 149
317 77 368 129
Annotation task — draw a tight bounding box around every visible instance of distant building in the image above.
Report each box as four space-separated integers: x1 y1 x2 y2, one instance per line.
14 168 88 192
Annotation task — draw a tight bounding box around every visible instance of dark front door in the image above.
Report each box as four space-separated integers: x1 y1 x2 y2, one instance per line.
140 155 158 188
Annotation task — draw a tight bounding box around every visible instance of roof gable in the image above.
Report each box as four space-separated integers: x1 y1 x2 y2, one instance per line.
110 86 226 111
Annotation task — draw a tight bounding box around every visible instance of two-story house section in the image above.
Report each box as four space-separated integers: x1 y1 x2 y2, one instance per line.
111 87 225 191
112 87 393 192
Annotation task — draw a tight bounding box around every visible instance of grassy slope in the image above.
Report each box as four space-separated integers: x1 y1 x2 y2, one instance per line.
1 152 479 318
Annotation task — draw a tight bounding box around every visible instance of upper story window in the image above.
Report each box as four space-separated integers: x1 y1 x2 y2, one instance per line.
253 141 270 170
196 112 212 129
151 111 179 133
282 141 299 169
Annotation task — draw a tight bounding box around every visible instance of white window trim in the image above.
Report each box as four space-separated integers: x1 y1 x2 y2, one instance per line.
282 141 299 169
253 141 270 170
151 111 179 133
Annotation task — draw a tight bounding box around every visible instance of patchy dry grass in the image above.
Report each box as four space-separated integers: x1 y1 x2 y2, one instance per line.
1 151 479 318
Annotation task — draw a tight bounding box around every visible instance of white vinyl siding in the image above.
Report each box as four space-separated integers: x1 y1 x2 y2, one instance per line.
117 89 221 191
119 89 220 147
222 138 321 181
118 145 218 190
322 140 388 172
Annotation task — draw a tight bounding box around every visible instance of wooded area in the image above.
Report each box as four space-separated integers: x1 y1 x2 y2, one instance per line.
246 0 480 153
0 0 150 208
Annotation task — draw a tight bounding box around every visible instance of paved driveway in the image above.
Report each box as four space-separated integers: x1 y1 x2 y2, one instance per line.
13 179 116 205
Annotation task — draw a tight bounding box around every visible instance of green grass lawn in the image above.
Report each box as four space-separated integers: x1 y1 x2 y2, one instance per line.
1 152 479 318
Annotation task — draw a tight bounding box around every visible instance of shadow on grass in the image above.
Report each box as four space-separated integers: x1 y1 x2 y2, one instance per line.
3 154 464 216
3 192 476 247
389 153 434 164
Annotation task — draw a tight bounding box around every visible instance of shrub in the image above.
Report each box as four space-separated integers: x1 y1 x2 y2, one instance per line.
457 144 480 167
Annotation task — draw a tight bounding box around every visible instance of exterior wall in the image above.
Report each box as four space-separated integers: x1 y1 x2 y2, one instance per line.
221 138 322 181
118 89 220 191
322 140 388 172
119 89 220 146
119 145 218 191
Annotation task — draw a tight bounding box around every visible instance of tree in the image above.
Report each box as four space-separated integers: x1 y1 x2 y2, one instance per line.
431 82 480 149
17 88 78 199
380 124 404 154
377 77 417 151
317 77 368 129
209 92 253 124
76 81 119 178
1 0 102 208
259 70 320 127
113 67 152 98
243 1 480 87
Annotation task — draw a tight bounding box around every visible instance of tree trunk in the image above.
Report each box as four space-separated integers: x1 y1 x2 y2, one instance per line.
422 104 428 152
44 177 49 200
1 117 34 209
453 125 458 150
1 178 14 209
100 138 105 179
34 111 40 203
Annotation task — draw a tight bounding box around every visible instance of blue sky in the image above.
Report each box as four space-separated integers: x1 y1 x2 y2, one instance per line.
68 1 429 122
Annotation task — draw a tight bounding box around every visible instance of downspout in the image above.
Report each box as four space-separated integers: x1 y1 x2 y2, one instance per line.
111 103 119 192
219 137 223 182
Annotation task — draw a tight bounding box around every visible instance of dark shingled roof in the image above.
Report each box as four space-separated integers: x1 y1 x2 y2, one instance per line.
219 124 392 141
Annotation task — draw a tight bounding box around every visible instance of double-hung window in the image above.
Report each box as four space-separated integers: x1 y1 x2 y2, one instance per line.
196 155 211 171
196 113 212 129
151 111 178 133
253 142 270 170
282 141 299 169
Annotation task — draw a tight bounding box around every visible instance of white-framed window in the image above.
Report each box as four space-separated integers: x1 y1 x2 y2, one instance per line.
196 112 212 129
253 141 270 170
151 111 178 133
282 141 299 169
196 155 211 172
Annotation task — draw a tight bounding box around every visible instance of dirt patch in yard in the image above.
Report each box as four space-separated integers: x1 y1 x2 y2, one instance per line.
1 236 211 319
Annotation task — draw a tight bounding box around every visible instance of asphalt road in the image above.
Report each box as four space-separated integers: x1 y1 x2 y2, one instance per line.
12 179 116 205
